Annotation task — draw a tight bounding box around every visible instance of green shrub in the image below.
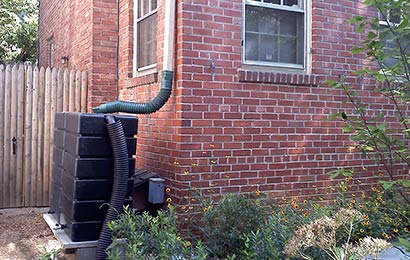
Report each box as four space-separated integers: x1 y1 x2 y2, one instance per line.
241 198 334 260
106 191 409 260
198 193 265 258
107 205 208 260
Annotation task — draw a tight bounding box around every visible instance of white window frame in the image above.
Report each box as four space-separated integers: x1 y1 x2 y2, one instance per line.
133 0 158 77
242 0 312 73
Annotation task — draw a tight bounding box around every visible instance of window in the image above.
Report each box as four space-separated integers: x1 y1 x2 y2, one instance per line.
378 5 410 71
243 0 308 70
134 0 157 73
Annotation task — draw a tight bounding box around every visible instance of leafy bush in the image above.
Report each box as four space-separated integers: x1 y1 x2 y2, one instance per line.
107 205 208 260
198 194 265 258
106 191 408 260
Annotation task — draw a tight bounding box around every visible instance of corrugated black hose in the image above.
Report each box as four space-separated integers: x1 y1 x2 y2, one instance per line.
92 70 173 114
96 115 129 260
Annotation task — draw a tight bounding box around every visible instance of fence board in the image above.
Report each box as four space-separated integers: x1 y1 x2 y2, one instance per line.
3 65 11 208
69 69 75 111
31 67 39 206
75 70 81 112
63 70 69 112
0 65 4 209
16 65 24 207
43 68 51 205
57 69 63 112
24 66 33 205
0 64 88 208
81 71 87 112
10 65 19 207
36 67 45 206
49 69 58 200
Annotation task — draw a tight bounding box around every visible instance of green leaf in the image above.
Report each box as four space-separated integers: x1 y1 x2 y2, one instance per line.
380 180 398 190
357 23 365 33
402 180 410 188
349 16 366 24
343 126 355 133
367 31 378 40
328 168 353 179
326 80 338 87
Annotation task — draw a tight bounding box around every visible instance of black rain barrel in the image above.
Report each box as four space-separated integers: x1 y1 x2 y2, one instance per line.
50 112 138 242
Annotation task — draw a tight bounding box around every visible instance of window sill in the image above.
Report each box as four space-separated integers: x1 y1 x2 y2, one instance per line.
238 69 318 87
125 72 158 88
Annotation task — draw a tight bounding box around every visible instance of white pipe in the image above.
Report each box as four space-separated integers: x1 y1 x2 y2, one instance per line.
163 0 176 71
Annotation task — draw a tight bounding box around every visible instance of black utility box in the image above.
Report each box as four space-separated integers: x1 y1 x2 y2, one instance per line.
50 112 138 242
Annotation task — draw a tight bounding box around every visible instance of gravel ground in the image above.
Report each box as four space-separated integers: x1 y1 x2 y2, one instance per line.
0 208 73 260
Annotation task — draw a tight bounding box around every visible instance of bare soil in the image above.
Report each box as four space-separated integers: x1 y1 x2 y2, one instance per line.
0 208 73 260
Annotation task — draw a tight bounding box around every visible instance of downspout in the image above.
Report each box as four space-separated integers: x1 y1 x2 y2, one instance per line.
93 0 176 114
115 0 120 100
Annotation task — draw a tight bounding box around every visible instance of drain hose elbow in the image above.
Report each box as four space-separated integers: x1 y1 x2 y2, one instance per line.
96 116 129 260
93 70 173 114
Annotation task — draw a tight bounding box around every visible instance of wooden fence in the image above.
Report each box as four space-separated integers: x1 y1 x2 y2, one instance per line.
0 64 87 208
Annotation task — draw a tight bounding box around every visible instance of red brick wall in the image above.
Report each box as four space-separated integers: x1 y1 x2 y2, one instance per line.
116 0 397 206
39 0 118 110
40 0 403 207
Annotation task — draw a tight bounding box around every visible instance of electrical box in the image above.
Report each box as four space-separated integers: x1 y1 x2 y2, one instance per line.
148 178 165 204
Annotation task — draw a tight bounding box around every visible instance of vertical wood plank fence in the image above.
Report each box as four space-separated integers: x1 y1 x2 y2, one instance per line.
0 64 88 208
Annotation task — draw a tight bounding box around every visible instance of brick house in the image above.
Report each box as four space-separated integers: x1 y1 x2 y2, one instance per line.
39 0 391 207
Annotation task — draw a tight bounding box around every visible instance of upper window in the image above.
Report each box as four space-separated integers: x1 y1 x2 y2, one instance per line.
134 0 158 73
378 5 409 69
243 0 307 70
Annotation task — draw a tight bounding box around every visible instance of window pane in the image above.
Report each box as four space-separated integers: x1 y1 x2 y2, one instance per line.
280 12 297 36
138 13 157 68
245 9 259 32
245 5 304 65
284 0 298 6
246 6 279 34
381 29 410 69
151 0 157 10
279 37 297 63
143 0 149 16
259 35 278 61
264 0 280 4
245 33 258 61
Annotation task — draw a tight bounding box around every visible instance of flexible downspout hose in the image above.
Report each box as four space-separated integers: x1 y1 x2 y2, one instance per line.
96 115 129 260
92 70 173 114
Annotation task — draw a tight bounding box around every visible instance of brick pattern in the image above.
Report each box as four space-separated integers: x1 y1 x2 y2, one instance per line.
40 0 408 207
238 70 318 86
128 0 401 203
39 0 118 110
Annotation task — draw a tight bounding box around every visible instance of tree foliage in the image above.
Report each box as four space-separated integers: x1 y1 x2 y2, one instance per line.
0 0 38 63
330 0 410 205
